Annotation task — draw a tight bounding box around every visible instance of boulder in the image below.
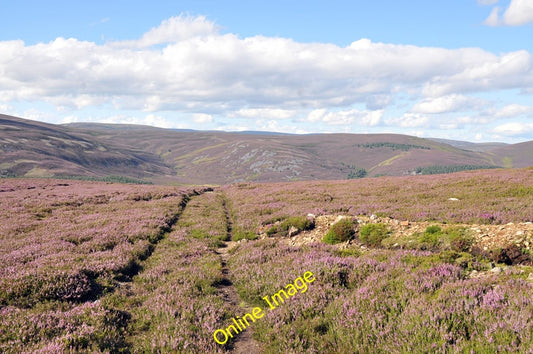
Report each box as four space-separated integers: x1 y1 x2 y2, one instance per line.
288 226 299 237
332 215 347 225
490 267 502 274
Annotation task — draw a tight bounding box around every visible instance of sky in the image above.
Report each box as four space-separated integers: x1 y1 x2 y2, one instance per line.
1 0 533 143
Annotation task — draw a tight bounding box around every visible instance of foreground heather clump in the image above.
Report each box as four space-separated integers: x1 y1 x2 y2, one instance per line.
228 239 533 352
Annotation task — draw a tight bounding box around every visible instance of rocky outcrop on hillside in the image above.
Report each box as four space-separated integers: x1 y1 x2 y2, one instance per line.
278 214 533 252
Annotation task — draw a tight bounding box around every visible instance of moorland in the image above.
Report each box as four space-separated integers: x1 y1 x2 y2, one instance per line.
1 166 533 352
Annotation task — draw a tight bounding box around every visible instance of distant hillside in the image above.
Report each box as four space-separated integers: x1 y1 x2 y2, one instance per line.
0 115 173 180
428 138 508 152
1 114 532 184
488 141 533 168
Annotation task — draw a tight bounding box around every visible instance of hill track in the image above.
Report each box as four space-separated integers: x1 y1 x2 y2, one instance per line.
215 193 263 353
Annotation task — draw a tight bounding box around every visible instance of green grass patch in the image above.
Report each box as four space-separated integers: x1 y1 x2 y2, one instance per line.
359 223 391 246
383 225 474 252
233 230 258 241
266 215 315 237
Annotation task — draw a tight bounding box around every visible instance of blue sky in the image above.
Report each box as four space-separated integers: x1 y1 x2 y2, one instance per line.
1 0 533 142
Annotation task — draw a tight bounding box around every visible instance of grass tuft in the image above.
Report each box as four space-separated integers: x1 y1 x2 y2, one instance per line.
359 223 391 246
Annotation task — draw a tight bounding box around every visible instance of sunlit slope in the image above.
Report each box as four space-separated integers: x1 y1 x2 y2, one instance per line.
2 114 532 184
488 140 533 168
67 123 506 183
0 114 173 180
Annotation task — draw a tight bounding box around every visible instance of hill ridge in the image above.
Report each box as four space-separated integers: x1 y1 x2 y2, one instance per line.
1 114 532 184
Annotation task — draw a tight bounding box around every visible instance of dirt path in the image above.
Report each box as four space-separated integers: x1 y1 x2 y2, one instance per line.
216 196 263 353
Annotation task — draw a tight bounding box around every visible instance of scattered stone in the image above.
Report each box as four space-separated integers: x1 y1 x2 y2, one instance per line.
469 270 479 278
528 273 533 281
490 267 502 274
332 215 348 225
288 226 299 237
280 213 533 252
448 197 460 201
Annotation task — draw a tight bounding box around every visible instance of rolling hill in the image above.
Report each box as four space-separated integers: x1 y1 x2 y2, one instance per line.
1 114 532 184
0 115 173 180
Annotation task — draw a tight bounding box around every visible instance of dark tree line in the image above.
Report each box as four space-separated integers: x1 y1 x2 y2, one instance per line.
415 165 500 175
356 142 430 151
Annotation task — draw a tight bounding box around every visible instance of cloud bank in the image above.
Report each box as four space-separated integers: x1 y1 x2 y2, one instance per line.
0 15 532 141
484 0 533 26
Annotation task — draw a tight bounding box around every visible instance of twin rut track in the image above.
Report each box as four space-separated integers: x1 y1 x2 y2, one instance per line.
215 195 262 353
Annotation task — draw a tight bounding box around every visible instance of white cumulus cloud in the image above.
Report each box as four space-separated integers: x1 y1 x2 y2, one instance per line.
0 14 532 140
484 7 502 26
484 0 533 26
117 15 218 48
231 108 296 120
386 113 429 128
0 103 12 113
493 122 533 136
422 50 533 97
306 108 383 126
493 104 533 118
503 0 533 25
192 113 213 123
2 18 531 115
412 94 482 114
